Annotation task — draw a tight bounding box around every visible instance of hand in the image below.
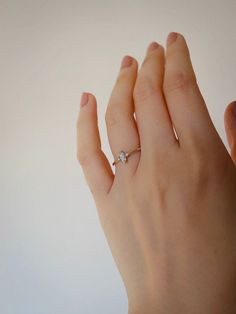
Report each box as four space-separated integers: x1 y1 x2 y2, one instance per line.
76 32 236 314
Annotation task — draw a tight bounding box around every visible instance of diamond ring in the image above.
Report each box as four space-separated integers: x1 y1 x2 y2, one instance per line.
112 146 141 166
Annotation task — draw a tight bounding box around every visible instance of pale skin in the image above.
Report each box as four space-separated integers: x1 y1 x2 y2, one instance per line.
76 32 236 313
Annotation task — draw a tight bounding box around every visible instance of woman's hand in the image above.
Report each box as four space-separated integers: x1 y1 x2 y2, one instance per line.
76 33 236 314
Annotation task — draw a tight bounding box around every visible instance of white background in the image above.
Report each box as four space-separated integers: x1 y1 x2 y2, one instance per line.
1 0 235 313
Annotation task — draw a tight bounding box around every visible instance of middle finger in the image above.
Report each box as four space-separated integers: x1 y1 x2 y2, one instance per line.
133 41 178 163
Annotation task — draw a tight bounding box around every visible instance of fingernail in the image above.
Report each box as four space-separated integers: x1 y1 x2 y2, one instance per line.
146 41 159 54
80 92 89 107
121 55 133 69
166 32 178 47
232 101 236 119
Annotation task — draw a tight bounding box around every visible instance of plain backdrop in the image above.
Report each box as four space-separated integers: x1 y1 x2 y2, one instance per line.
1 0 236 313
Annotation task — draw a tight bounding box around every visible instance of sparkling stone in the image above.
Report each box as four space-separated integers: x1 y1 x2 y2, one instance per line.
118 151 127 163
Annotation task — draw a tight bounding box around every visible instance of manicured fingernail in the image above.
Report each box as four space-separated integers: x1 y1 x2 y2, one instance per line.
166 32 178 47
232 101 236 119
146 41 159 54
80 92 89 107
121 55 133 69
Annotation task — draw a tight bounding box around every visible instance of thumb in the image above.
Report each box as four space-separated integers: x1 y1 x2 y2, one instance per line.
224 100 236 165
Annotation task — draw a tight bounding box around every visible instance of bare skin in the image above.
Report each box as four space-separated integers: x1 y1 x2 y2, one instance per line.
76 32 236 314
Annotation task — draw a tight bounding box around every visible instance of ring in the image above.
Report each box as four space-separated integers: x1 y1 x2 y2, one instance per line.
112 146 141 166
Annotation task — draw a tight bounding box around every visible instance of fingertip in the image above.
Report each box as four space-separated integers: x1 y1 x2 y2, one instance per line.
166 32 178 48
166 32 191 60
80 92 97 107
166 32 189 47
120 55 139 73
78 93 98 124
77 92 98 133
80 92 89 107
232 101 236 119
224 101 236 122
224 102 231 121
132 57 139 68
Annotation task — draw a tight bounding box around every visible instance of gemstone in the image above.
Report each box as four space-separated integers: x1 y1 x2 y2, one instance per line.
118 151 127 163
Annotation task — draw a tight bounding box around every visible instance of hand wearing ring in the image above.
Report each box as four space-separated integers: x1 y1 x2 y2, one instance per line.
77 32 236 313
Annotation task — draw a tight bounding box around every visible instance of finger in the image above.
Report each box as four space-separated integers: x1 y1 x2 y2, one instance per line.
133 41 178 160
77 92 114 203
224 100 236 165
163 32 217 147
105 55 141 176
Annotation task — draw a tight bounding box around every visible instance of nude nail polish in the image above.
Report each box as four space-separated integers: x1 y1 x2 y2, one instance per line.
80 92 89 107
166 32 178 47
121 55 133 69
146 41 159 54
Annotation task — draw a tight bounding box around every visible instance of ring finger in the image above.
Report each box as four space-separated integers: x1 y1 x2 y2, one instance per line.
105 55 140 177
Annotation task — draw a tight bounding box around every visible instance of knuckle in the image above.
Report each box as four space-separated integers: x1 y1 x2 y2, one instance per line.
77 149 98 166
133 75 159 103
105 106 119 126
116 70 130 85
129 173 169 215
77 149 89 166
105 104 128 127
186 145 210 190
164 68 196 95
141 54 152 68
